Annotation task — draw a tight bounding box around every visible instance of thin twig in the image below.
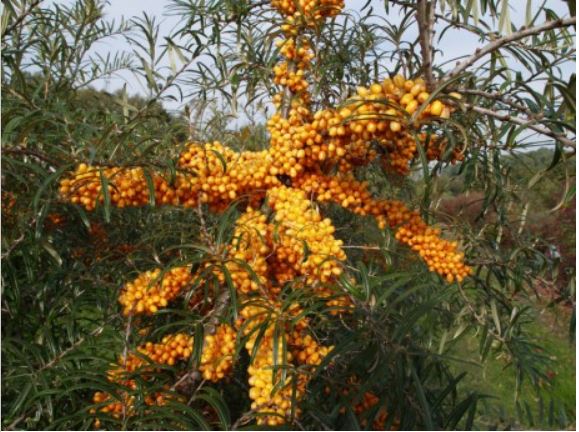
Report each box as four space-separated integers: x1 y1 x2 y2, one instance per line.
231 409 258 430
281 51 296 118
342 245 386 251
4 413 28 431
445 17 577 81
37 325 106 373
457 283 505 343
195 201 218 254
463 103 576 149
170 370 201 393
1 233 26 260
3 147 62 167
457 88 537 117
202 288 231 334
435 12 487 36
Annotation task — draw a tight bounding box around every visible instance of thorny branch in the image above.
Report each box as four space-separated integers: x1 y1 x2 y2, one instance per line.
445 16 577 81
38 325 107 373
170 277 231 391
3 147 62 168
463 103 576 149
457 88 538 117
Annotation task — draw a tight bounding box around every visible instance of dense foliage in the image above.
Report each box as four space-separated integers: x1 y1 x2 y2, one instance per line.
1 0 575 430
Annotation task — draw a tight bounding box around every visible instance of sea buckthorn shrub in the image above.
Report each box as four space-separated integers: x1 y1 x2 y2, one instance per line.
4 0 572 430
55 0 474 427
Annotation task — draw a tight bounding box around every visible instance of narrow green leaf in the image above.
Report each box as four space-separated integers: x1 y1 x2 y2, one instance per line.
41 240 63 267
411 365 433 429
490 299 502 336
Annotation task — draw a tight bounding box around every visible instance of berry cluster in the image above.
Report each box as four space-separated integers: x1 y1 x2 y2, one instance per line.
240 302 317 426
271 0 344 22
219 199 347 306
92 326 237 426
225 207 271 295
289 330 333 365
294 172 471 281
353 392 399 430
58 164 178 211
395 223 470 282
91 333 193 425
332 378 400 431
291 76 459 174
199 324 237 382
178 141 278 211
123 333 194 371
118 266 192 316
91 389 172 429
268 185 346 284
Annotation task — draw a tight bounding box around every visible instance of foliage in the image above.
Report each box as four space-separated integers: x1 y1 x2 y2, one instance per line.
1 0 576 430
437 148 576 295
453 304 575 429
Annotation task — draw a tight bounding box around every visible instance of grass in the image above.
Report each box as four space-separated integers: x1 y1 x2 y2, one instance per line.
451 302 575 430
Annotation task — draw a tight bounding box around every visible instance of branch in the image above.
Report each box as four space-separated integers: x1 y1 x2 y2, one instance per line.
170 287 230 392
1 215 40 260
1 0 42 39
37 325 106 373
445 17 577 81
281 52 296 118
4 413 27 431
416 0 436 90
435 12 488 36
464 103 576 149
1 232 26 260
203 287 231 334
3 147 62 168
458 88 537 117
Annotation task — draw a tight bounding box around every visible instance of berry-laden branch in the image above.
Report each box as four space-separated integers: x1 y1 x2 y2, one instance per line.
58 0 473 427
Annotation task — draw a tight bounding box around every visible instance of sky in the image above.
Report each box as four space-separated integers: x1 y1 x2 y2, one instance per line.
44 0 575 121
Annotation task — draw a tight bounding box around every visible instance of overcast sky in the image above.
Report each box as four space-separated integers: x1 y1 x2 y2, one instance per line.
44 0 575 120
